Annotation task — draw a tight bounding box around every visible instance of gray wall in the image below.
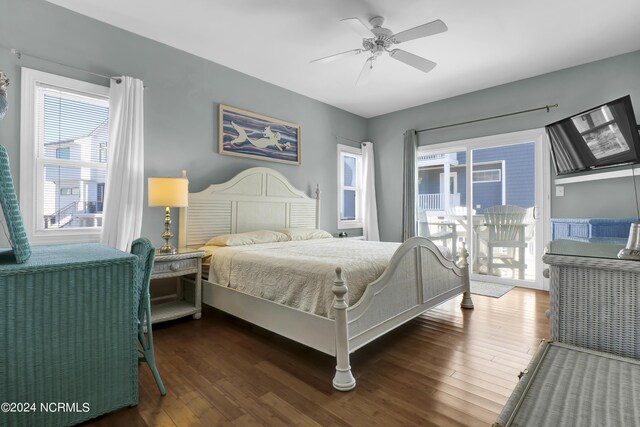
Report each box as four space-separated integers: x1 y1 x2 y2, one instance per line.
368 50 640 242
0 0 367 248
2 0 640 247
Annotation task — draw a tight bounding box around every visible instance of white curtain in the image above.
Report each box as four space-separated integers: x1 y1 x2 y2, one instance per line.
100 76 145 251
361 142 380 241
402 130 418 241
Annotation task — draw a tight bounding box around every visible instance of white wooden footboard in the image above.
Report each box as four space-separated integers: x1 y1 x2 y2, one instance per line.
331 236 473 390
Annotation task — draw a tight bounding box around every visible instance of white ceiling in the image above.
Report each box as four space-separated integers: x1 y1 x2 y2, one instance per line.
46 0 640 118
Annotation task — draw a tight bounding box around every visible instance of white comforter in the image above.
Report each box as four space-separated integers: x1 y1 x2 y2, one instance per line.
201 239 401 318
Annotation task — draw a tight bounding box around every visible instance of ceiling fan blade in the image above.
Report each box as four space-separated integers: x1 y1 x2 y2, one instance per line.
356 57 373 86
389 49 437 73
392 19 448 44
310 49 363 64
341 17 374 38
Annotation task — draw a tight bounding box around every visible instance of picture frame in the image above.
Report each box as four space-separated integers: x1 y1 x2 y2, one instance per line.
218 104 301 165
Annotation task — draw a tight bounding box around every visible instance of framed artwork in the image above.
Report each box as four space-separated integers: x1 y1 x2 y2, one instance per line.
218 104 301 165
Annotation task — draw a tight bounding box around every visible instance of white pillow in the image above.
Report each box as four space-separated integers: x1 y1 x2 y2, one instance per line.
206 230 289 247
279 228 333 241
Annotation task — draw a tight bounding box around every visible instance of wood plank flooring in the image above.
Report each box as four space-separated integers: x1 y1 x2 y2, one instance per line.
84 288 549 426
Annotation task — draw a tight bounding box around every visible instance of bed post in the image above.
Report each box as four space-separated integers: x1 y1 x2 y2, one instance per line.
332 267 356 391
459 243 474 309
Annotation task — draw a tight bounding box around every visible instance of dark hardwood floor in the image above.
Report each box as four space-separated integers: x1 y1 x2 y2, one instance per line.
85 288 549 426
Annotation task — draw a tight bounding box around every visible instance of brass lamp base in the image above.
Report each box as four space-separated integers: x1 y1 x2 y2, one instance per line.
158 245 177 255
159 206 176 254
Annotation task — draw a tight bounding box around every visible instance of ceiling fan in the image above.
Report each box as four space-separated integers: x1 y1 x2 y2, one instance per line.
311 16 447 85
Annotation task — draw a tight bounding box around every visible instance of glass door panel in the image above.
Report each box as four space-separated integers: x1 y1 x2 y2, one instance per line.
470 142 537 284
417 149 467 258
416 130 547 289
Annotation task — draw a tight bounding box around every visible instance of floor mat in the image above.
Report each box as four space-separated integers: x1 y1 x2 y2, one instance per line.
470 280 514 298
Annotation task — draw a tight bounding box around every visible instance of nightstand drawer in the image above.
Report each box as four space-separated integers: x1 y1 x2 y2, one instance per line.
153 258 198 276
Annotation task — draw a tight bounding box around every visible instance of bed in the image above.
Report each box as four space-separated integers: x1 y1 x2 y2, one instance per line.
178 167 474 390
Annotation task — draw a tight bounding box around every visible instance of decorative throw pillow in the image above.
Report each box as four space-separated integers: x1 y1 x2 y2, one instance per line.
0 145 31 263
279 228 333 241
206 230 289 247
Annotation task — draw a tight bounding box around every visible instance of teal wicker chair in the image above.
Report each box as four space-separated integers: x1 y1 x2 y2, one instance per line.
131 237 166 396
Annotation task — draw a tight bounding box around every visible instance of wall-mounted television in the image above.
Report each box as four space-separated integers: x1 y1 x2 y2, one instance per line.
546 95 640 176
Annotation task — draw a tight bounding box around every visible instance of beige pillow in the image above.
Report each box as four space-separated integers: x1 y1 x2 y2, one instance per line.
279 228 333 241
206 230 289 247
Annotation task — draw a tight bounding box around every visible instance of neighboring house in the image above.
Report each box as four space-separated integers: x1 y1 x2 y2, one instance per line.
418 143 535 215
43 116 108 229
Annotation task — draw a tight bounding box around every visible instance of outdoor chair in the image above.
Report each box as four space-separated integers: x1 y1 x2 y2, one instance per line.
445 206 477 234
477 205 528 279
418 210 457 257
523 206 536 255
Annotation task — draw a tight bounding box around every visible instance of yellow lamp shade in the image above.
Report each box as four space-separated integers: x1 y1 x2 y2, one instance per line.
148 177 189 207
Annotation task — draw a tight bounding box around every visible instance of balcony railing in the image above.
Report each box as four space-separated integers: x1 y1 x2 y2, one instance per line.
44 201 103 229
417 153 459 166
417 154 447 161
44 202 77 229
419 193 461 211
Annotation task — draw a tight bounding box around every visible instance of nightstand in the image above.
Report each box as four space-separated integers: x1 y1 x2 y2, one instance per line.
151 248 205 323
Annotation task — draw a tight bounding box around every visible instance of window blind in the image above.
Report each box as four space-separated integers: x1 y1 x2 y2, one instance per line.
36 86 109 230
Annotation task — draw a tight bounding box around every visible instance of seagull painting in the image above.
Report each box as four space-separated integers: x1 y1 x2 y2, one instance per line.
230 122 290 151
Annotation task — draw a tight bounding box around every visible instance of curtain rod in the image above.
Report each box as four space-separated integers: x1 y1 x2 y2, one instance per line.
4 46 123 84
334 135 364 144
415 104 559 134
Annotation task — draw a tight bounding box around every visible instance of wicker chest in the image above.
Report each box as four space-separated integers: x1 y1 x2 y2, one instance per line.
495 244 640 426
0 244 138 427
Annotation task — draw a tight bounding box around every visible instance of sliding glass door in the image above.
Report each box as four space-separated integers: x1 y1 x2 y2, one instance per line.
416 129 549 289
416 149 467 258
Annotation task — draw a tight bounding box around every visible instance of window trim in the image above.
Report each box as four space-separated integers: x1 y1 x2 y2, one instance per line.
20 68 109 244
336 144 363 229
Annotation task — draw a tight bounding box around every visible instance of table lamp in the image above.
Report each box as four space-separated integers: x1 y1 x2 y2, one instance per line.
148 171 189 254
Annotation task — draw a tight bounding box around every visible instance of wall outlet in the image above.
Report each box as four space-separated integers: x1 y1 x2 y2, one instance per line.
555 186 565 197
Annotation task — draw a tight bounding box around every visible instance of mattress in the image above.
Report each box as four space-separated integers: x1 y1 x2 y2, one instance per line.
200 239 406 318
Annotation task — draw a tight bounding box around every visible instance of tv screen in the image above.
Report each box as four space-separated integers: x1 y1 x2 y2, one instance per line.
546 95 640 176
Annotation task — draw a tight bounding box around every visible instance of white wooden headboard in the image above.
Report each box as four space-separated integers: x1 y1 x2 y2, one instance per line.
178 167 320 248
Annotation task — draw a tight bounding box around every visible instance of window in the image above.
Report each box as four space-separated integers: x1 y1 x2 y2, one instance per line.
20 68 109 244
337 144 363 229
99 143 107 163
60 187 81 196
572 105 627 159
473 169 502 183
56 147 70 159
